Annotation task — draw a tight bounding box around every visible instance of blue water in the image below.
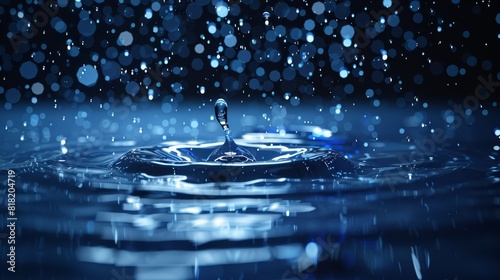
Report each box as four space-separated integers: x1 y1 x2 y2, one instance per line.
1 0 499 278
1 102 499 280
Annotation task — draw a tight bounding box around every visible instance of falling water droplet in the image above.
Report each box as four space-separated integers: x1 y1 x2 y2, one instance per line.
215 98 229 131
263 11 270 26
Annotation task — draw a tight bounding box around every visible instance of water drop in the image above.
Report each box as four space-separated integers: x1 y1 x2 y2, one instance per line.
214 98 229 131
207 99 256 162
263 11 270 26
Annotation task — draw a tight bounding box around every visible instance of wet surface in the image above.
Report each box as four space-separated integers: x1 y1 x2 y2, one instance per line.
1 0 500 279
1 105 499 279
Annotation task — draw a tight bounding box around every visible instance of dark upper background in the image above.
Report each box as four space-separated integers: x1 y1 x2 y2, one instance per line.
0 0 498 108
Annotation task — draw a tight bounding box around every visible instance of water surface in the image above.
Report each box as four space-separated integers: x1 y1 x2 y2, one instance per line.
2 112 499 279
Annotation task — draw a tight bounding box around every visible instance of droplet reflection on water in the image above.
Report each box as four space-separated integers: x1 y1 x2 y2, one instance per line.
5 122 498 279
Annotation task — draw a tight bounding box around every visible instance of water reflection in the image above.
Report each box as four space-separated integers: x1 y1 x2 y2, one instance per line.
92 195 315 245
7 133 499 279
110 139 356 182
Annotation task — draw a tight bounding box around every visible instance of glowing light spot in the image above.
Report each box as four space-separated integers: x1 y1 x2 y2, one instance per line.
215 1 229 18
306 32 314 43
194 44 205 54
31 82 44 95
339 68 349 78
312 2 325 15
365 89 374 98
304 19 315 31
410 1 420 12
117 31 133 46
76 65 98 87
224 34 237 47
190 120 199 128
305 242 319 259
340 25 355 39
381 49 388 60
208 23 217 34
343 38 352 47
144 8 153 19
210 58 219 68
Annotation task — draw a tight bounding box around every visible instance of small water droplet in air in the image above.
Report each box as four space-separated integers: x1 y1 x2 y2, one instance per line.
263 11 270 26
